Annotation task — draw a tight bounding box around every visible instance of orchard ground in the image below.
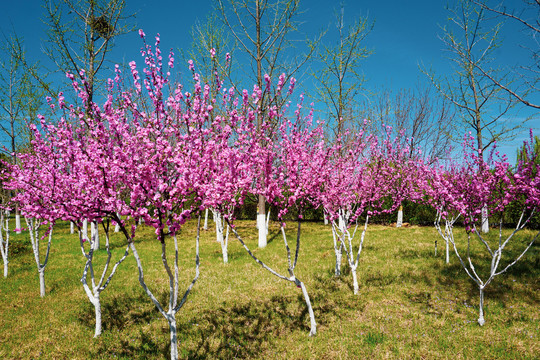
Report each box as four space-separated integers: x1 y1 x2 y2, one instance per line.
0 219 538 359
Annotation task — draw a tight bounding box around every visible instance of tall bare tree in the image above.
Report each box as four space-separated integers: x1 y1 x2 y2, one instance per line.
0 33 46 242
313 5 373 141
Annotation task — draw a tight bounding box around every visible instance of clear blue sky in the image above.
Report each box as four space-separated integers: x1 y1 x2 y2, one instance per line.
1 0 538 159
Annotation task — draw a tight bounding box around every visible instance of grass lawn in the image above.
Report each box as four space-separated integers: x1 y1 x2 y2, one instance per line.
0 219 538 359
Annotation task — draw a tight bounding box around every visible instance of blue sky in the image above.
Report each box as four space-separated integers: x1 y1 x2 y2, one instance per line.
1 0 538 159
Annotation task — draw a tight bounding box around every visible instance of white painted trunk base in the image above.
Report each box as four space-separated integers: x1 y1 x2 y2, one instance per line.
91 222 100 250
481 205 489 233
15 215 21 234
93 296 102 337
397 208 403 228
39 270 46 298
478 287 485 326
352 267 359 295
257 214 267 248
83 219 89 241
203 208 209 230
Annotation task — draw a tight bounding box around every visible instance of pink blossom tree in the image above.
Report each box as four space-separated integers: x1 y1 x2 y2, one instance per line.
321 126 424 294
431 133 539 325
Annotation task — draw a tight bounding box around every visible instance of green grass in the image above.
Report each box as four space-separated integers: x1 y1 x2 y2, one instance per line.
0 219 538 359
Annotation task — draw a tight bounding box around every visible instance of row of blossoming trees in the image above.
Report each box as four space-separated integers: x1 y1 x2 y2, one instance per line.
1 33 539 360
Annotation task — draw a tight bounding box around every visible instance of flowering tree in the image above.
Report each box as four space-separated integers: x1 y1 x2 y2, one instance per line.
322 126 424 294
431 133 539 325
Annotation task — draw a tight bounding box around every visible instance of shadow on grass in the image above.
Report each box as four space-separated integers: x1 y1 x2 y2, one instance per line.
77 291 158 332
76 271 345 359
178 288 341 360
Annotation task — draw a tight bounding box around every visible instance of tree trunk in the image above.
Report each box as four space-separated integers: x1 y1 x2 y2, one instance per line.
335 246 342 276
299 281 317 336
257 213 266 248
203 208 209 230
478 286 485 326
70 221 75 234
445 237 450 264
15 214 21 234
266 208 270 235
352 266 359 295
3 259 7 278
481 205 489 233
83 219 89 241
215 213 223 243
93 294 102 337
168 314 178 360
92 221 100 250
397 205 403 227
39 270 45 297
221 224 229 264
323 212 328 225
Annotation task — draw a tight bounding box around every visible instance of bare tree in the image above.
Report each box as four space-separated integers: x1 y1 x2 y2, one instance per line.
0 33 46 241
313 5 373 141
0 34 44 162
472 0 539 109
369 84 456 163
424 0 519 159
216 0 316 247
42 0 134 108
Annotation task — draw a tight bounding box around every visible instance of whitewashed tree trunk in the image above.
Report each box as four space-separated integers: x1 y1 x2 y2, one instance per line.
448 211 538 326
222 224 229 263
168 314 178 360
257 213 267 248
266 208 270 235
478 286 485 326
228 218 317 336
331 224 343 276
15 213 21 234
70 221 75 234
481 204 489 233
79 219 129 337
351 265 359 294
39 270 46 297
203 208 209 230
445 221 450 264
127 214 201 359
83 219 89 241
213 210 230 263
26 218 53 297
434 210 460 265
333 213 368 295
214 211 223 243
114 213 120 233
91 221 100 250
323 211 328 225
0 212 10 278
396 205 403 228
